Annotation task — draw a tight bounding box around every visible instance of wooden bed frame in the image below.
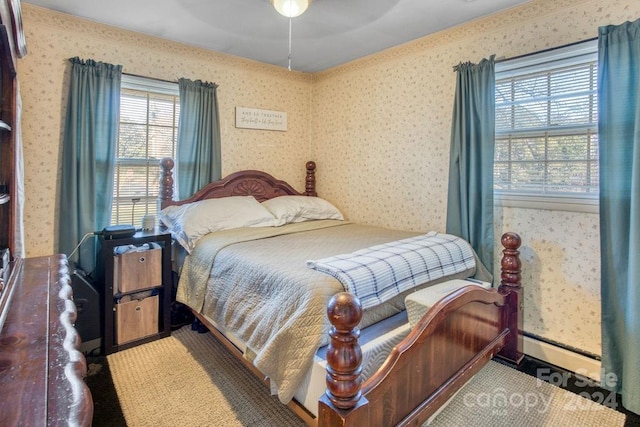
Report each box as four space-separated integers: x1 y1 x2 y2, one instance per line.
159 158 523 426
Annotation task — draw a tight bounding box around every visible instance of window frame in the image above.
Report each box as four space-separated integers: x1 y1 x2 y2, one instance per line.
111 74 179 225
494 39 599 214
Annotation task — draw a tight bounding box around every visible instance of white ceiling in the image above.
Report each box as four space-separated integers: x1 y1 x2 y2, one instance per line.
24 0 531 72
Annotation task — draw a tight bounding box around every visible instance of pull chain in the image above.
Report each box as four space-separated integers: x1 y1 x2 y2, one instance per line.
288 16 292 71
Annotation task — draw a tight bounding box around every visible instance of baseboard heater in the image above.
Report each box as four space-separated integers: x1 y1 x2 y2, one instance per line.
522 332 602 382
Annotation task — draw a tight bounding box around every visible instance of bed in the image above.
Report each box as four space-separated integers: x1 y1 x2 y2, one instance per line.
158 158 523 426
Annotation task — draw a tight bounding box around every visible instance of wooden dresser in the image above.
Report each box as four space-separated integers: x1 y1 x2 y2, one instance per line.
0 255 93 426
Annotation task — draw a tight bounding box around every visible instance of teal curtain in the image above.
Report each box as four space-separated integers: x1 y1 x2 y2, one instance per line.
176 78 221 198
446 56 495 273
598 19 640 416
59 58 122 273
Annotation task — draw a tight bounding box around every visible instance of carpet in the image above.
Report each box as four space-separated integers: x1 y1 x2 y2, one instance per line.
101 327 626 426
107 327 304 427
428 359 625 427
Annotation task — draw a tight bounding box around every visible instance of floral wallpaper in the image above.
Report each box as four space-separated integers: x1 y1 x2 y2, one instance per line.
18 0 640 357
310 0 640 356
19 4 314 257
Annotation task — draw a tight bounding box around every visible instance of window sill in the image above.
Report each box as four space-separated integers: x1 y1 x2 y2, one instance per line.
495 193 599 214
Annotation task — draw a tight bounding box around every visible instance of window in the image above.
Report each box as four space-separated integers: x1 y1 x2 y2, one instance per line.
494 40 598 212
111 75 179 225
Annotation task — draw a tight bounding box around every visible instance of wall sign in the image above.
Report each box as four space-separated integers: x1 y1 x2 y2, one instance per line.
235 107 287 131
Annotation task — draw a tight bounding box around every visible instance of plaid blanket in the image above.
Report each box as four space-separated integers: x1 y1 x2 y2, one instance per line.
307 232 476 309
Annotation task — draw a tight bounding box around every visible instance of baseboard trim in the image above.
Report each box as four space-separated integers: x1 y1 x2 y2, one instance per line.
523 336 602 382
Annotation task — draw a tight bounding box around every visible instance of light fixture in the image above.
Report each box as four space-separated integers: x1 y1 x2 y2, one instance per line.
271 0 312 71
271 0 311 18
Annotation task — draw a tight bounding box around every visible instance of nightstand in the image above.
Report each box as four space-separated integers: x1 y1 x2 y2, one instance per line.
97 228 172 354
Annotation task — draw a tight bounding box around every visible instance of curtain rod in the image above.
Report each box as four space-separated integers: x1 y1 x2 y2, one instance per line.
123 72 177 84
495 36 598 63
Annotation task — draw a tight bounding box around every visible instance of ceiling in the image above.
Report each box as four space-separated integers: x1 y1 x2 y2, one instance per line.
23 0 531 73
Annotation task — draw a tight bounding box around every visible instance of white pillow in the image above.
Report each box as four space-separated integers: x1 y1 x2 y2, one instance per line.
262 195 344 226
159 196 276 253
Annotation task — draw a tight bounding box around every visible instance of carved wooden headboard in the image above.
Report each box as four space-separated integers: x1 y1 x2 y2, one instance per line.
159 159 317 210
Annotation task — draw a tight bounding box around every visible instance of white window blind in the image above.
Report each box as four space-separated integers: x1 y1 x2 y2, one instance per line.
111 75 179 226
494 40 599 212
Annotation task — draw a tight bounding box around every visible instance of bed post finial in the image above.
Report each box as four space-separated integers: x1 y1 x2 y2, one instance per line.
324 292 363 409
319 292 370 425
500 232 522 289
159 157 175 210
305 161 317 197
498 232 523 365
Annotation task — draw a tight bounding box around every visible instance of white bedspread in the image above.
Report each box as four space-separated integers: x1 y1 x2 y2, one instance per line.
175 221 481 405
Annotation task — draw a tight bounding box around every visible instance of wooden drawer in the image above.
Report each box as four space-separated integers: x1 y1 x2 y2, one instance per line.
114 295 159 344
114 247 162 294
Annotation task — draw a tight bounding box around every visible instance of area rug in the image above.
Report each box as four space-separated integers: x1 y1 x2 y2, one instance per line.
428 359 625 427
107 327 625 427
107 327 304 426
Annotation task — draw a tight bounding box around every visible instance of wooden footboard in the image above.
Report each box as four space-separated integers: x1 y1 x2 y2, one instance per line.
318 232 522 426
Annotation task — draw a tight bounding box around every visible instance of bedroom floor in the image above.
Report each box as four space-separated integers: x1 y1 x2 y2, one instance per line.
85 328 640 427
510 358 640 427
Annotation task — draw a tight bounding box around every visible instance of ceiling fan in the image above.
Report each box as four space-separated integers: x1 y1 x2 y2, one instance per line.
269 0 313 70
271 0 312 18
